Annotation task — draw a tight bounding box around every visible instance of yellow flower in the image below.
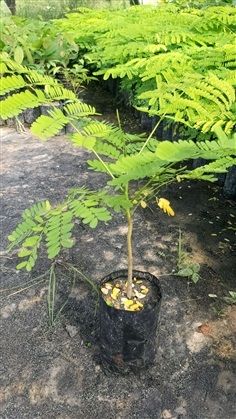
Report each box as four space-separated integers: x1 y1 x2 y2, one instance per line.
157 197 175 216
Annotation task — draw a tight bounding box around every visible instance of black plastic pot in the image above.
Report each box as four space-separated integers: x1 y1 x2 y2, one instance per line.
99 270 162 373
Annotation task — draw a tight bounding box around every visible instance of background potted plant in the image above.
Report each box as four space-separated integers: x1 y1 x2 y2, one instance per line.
1 55 236 372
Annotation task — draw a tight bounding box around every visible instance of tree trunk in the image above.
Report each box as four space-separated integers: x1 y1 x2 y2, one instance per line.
126 210 133 299
5 0 16 14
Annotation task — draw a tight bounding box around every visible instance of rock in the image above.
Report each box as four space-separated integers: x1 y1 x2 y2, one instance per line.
65 324 78 338
0 116 6 126
223 166 236 200
6 117 16 127
192 157 206 169
140 112 153 131
23 107 41 124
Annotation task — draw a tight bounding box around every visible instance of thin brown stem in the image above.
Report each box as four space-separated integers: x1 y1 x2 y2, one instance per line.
126 209 133 299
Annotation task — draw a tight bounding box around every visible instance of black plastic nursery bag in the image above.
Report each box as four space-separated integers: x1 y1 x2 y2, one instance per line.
99 269 162 373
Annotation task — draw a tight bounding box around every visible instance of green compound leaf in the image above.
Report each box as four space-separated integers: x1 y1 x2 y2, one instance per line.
16 261 28 270
45 210 75 259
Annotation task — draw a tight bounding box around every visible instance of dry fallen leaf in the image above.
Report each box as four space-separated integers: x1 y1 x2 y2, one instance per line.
111 288 120 300
133 289 146 299
128 301 143 311
129 303 140 311
123 299 134 307
141 288 149 294
101 287 109 295
198 323 212 335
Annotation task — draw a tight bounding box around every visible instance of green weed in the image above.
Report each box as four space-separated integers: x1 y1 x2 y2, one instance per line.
175 229 201 283
209 291 236 305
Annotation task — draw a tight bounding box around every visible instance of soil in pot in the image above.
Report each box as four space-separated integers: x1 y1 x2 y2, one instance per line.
99 270 162 374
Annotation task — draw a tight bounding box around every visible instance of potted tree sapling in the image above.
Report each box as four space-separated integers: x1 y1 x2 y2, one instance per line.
2 56 236 372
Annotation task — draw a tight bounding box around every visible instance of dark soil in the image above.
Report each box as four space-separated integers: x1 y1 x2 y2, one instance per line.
1 87 236 419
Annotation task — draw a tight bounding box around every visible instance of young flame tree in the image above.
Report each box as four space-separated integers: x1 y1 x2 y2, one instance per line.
1 55 236 300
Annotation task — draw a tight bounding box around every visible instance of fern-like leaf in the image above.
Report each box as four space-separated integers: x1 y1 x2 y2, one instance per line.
156 137 236 163
0 74 26 96
87 159 109 173
8 200 51 271
108 151 166 187
81 121 111 137
69 198 111 228
17 235 43 271
31 108 69 140
64 101 97 118
0 89 46 119
45 211 74 259
69 132 97 150
8 200 51 248
178 157 236 183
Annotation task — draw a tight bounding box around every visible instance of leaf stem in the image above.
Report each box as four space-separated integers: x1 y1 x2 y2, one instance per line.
58 262 99 295
48 264 56 325
92 149 115 180
139 117 163 154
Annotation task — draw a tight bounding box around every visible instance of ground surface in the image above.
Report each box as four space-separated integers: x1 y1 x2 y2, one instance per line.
1 91 236 419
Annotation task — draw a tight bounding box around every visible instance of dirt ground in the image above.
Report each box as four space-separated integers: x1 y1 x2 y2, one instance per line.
0 91 236 418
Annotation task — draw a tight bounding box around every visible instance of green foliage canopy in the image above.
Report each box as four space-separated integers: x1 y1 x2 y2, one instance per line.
1 55 235 272
1 4 235 133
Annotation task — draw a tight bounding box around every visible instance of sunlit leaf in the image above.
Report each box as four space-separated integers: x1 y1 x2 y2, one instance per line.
16 261 28 270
